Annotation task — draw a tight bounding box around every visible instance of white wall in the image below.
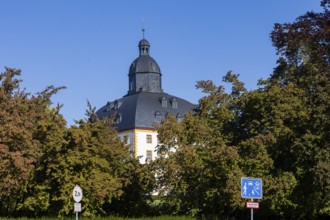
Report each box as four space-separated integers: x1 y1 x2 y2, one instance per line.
118 129 158 164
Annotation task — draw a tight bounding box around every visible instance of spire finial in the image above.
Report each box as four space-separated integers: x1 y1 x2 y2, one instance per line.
142 17 145 39
142 28 145 39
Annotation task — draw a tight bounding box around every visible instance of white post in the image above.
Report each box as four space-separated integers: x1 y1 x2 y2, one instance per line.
251 198 253 220
76 211 78 220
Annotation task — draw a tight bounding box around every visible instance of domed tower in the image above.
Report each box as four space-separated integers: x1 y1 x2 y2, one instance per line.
128 37 162 94
96 32 194 164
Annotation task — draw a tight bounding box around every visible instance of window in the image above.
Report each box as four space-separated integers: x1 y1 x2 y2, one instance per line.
146 134 152 143
177 113 183 123
129 145 134 157
161 96 167 107
116 113 122 124
155 111 161 122
106 102 111 112
146 150 152 162
114 100 122 109
172 98 178 108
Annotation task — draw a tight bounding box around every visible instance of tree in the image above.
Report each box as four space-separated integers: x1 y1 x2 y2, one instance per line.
154 87 244 218
0 67 66 216
107 158 155 217
40 114 130 217
155 3 330 215
0 68 155 217
268 1 330 218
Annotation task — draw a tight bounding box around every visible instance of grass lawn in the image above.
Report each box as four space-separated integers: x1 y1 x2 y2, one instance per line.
0 216 195 220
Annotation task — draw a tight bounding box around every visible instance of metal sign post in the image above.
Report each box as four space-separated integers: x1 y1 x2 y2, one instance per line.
241 177 262 220
73 185 83 220
251 199 253 220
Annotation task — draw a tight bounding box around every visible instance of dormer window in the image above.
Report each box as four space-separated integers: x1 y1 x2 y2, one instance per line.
172 98 178 108
113 100 122 109
116 113 122 124
106 102 112 112
161 97 167 107
176 113 183 123
155 111 161 122
106 101 116 111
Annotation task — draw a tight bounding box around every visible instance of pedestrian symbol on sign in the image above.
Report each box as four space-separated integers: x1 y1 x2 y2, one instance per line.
241 177 262 199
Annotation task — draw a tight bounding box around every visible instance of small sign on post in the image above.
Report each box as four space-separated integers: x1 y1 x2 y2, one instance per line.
246 201 260 209
73 185 83 220
74 202 82 212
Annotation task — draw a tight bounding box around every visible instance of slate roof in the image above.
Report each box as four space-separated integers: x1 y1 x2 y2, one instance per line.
129 55 161 74
96 36 194 131
96 91 194 132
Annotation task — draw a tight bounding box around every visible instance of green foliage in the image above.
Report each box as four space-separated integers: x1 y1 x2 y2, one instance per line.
268 2 330 218
154 2 330 219
0 68 154 218
0 67 66 216
155 94 244 218
44 118 129 217
107 160 155 217
1 1 329 219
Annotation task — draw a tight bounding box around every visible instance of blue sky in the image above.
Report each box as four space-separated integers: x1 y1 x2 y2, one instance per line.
0 1 323 126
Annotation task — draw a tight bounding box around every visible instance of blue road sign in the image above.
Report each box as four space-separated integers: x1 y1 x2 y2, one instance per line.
241 177 262 199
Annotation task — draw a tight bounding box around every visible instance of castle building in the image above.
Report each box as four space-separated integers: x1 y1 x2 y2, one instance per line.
96 35 194 163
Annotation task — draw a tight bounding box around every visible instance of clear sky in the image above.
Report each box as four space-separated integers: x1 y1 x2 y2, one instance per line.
0 0 323 126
